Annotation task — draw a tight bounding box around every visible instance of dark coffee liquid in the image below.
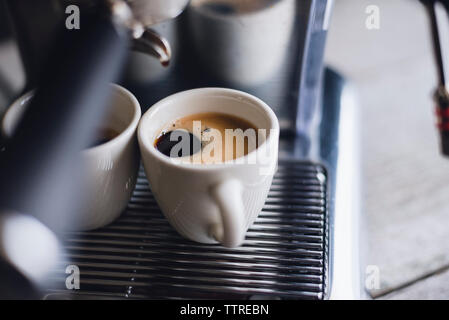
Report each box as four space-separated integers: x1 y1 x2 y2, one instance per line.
155 130 201 158
154 113 258 162
89 128 119 148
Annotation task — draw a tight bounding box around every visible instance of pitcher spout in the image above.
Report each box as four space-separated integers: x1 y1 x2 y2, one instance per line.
132 29 172 66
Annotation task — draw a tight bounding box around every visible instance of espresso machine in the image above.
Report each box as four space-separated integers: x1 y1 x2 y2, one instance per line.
0 0 364 300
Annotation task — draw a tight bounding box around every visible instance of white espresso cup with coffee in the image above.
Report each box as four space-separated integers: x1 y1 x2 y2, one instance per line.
1 84 141 230
138 88 279 247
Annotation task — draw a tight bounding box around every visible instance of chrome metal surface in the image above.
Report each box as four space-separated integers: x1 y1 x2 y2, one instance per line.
44 160 329 300
278 69 363 299
132 29 172 65
106 0 180 65
327 79 364 299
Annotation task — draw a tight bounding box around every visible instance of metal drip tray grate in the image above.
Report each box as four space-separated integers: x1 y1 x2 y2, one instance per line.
45 160 329 300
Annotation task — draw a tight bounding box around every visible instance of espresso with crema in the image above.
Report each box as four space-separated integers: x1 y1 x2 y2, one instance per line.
155 112 258 163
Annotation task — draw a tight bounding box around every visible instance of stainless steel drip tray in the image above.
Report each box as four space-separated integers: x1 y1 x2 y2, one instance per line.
44 159 329 300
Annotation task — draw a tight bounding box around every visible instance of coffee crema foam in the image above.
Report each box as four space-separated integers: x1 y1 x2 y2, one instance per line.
155 112 262 164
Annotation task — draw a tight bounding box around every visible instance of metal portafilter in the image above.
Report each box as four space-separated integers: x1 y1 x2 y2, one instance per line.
72 0 190 64
0 0 189 298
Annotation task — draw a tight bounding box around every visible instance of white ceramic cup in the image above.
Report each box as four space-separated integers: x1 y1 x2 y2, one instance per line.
187 0 296 87
1 84 141 230
138 88 279 247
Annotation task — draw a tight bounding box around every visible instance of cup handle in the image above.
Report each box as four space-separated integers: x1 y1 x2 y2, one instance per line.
209 179 246 248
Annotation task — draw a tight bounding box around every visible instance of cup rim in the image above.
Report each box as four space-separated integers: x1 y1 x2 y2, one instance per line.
83 84 141 154
1 84 141 153
138 87 279 171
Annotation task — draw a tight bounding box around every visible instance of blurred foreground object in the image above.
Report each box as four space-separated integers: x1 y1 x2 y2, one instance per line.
0 0 188 298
